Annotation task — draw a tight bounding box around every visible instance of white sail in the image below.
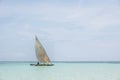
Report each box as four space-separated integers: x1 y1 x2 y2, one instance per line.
35 36 51 64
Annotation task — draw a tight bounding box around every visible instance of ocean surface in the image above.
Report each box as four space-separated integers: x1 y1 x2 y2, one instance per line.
0 61 120 80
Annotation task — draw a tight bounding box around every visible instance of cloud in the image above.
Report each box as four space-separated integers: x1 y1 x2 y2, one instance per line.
0 0 120 31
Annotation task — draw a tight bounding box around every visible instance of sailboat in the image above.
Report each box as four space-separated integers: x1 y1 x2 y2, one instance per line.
30 36 54 66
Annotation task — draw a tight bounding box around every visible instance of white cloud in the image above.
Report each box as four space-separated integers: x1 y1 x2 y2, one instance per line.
0 0 120 31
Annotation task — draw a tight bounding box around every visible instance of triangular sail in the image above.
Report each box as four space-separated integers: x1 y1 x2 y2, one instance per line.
35 36 51 64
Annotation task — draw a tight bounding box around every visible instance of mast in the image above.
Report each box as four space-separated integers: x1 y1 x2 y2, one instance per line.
35 36 51 64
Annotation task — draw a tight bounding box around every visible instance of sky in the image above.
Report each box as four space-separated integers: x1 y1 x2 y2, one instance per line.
0 0 120 61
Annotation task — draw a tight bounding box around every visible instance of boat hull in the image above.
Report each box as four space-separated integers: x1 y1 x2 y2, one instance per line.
30 64 54 66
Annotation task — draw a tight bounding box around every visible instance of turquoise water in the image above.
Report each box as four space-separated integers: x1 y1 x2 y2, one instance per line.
0 62 120 80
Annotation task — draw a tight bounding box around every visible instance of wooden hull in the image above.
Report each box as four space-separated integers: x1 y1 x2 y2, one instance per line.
30 64 54 66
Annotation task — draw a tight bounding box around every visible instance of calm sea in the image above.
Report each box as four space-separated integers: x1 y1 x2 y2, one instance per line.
0 61 120 80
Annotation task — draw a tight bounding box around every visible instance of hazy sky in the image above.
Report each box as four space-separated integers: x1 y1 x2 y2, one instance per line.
0 0 120 61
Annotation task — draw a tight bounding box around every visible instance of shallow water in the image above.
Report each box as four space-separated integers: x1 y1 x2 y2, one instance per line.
0 62 120 80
